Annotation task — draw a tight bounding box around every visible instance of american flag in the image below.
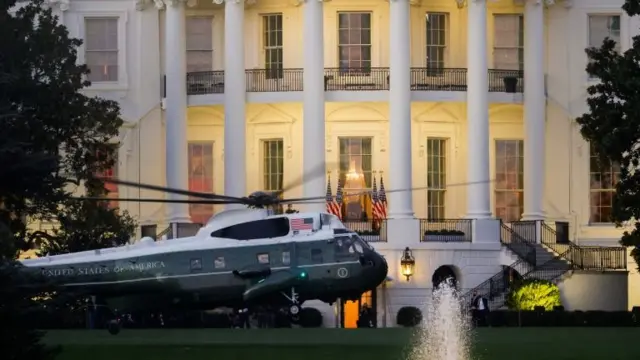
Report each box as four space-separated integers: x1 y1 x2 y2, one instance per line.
335 178 344 219
291 217 314 231
372 176 382 221
325 175 340 216
378 175 388 219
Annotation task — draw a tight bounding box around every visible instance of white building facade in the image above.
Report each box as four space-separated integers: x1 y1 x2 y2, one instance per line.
48 0 638 326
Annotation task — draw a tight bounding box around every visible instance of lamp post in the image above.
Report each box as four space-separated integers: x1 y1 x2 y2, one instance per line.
400 247 415 281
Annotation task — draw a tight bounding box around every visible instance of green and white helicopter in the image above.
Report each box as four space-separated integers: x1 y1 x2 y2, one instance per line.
19 175 389 331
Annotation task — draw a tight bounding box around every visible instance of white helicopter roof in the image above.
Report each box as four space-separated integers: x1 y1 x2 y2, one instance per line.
20 210 350 267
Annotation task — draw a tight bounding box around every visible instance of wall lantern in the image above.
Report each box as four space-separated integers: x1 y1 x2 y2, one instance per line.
400 247 415 281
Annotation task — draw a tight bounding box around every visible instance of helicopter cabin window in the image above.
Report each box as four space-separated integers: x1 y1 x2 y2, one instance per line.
210 217 290 240
188 142 214 225
339 137 373 222
335 236 353 256
311 249 323 263
214 256 225 269
257 253 270 264
282 251 290 265
190 258 202 271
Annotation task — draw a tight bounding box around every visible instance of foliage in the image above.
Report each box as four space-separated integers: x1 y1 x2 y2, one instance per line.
1 0 135 358
299 307 323 328
506 279 561 311
396 306 422 327
575 1 640 270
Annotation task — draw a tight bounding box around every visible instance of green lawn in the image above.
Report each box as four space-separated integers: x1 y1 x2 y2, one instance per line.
44 328 640 360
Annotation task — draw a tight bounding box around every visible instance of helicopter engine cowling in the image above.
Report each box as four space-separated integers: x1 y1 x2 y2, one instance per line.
232 265 271 279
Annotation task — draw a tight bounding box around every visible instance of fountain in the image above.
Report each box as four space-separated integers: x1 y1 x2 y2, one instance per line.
411 280 471 360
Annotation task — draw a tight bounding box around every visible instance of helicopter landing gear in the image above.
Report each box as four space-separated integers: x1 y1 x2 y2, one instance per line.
281 287 302 322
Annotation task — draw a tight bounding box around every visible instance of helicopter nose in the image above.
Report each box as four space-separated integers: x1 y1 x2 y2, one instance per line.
363 250 388 287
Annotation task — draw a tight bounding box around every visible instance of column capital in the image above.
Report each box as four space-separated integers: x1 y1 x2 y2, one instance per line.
213 0 257 4
514 0 572 6
152 0 198 10
291 0 331 6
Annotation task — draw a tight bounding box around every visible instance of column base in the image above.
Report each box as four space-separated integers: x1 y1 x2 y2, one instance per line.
386 218 420 247
472 218 501 243
521 212 545 221
465 211 493 220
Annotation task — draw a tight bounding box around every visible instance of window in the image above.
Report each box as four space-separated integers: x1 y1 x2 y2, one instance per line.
493 14 524 70
311 249 323 262
95 145 119 209
589 146 620 223
188 142 214 225
282 251 290 265
427 138 447 219
263 140 284 191
495 140 524 222
257 253 270 264
426 13 448 74
263 14 283 79
588 15 621 52
85 17 119 82
338 12 372 73
214 256 225 269
186 17 213 72
190 258 202 271
339 137 373 221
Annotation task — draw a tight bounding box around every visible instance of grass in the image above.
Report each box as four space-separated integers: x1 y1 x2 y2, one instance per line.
45 328 640 360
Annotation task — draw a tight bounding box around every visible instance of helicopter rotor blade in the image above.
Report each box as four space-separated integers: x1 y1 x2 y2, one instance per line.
274 162 337 198
69 197 239 205
277 179 496 203
99 178 246 202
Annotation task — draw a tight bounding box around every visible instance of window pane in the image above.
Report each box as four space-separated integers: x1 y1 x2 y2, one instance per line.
427 138 447 219
493 14 524 70
494 139 524 222
188 142 215 224
338 137 373 220
263 14 284 79
337 12 372 71
263 139 284 192
589 15 621 49
588 144 619 223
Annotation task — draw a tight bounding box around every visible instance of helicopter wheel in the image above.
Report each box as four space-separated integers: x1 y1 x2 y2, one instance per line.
289 304 301 316
106 319 121 335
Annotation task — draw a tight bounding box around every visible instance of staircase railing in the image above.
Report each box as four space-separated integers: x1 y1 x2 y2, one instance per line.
500 221 537 266
541 222 626 270
157 226 172 240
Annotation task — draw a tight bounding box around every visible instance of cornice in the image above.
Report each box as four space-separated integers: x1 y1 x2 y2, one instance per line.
47 0 70 11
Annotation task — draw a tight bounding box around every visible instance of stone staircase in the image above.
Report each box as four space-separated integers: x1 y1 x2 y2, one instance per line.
462 220 625 310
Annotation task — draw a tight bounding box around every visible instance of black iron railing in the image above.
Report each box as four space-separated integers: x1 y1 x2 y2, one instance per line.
163 68 525 96
323 67 390 91
540 222 626 270
410 68 467 91
343 220 387 242
500 221 536 266
419 219 472 242
246 68 303 92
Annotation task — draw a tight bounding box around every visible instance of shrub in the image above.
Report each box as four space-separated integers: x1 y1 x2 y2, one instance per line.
506 279 561 311
396 306 422 327
299 307 323 328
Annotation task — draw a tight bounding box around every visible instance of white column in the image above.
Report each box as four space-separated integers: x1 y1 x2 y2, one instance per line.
522 0 545 220
302 0 326 212
223 0 246 208
164 0 190 223
466 0 491 218
388 0 413 218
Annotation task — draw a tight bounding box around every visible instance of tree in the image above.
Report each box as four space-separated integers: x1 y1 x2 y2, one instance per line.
0 0 136 357
506 279 561 311
576 0 640 270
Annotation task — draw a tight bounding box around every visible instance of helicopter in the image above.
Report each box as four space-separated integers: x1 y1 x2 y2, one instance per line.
18 173 390 332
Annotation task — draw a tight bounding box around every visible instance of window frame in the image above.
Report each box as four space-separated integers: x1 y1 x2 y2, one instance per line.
425 12 449 75
261 13 284 79
78 12 128 90
257 253 270 265
426 138 448 220
185 16 214 73
337 11 373 75
188 141 215 225
214 256 226 269
262 139 284 192
586 13 622 80
190 258 203 272
494 139 524 223
338 136 373 221
588 145 620 224
492 14 524 71
94 144 120 210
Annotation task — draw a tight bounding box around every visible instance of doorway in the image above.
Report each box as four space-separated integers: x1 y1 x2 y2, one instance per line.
340 289 377 328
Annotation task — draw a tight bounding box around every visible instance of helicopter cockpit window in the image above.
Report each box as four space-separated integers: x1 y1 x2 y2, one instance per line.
257 253 270 264
351 234 369 252
210 218 290 240
335 236 353 256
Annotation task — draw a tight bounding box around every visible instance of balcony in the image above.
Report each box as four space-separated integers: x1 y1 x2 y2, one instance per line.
163 68 524 96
